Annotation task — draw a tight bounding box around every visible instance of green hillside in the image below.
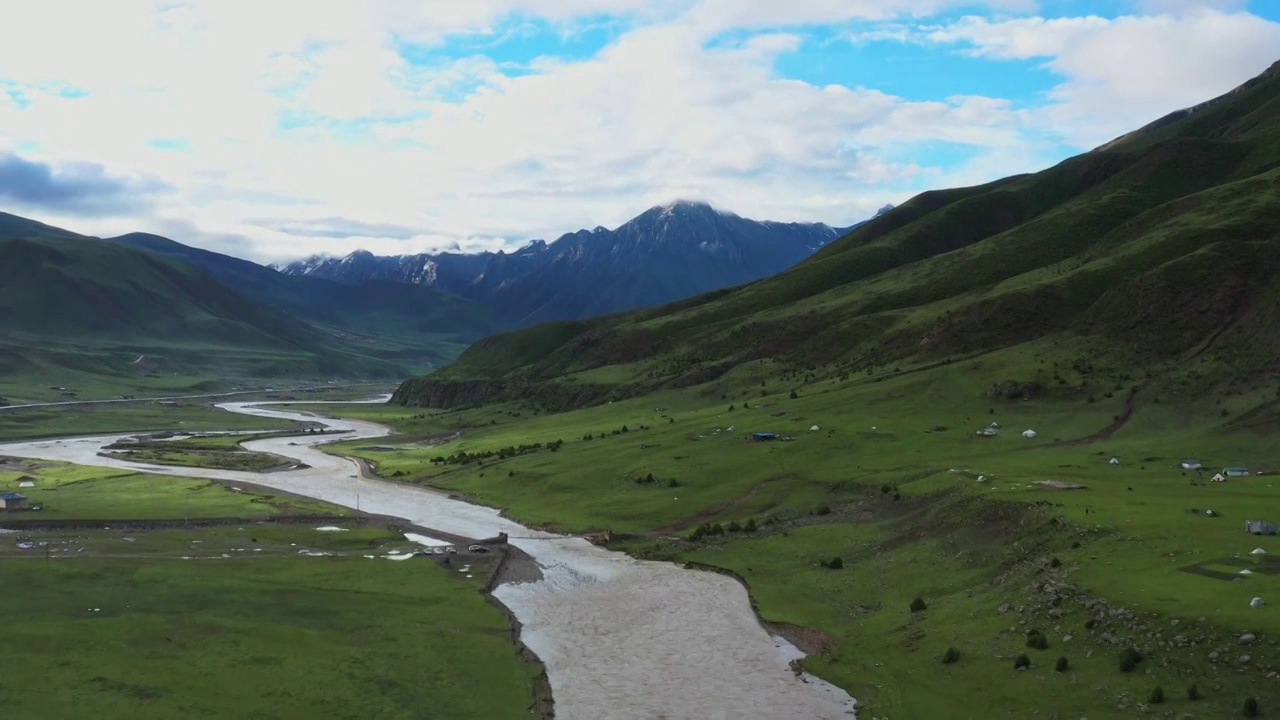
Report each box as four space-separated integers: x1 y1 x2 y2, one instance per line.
0 237 416 402
363 60 1280 719
395 59 1280 412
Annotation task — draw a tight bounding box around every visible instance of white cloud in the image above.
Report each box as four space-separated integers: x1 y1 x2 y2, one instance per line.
926 9 1280 146
1 1 1275 262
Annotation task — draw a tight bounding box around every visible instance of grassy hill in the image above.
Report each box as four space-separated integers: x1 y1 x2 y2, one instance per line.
361 58 1280 720
394 60 1280 413
0 237 424 403
105 232 497 357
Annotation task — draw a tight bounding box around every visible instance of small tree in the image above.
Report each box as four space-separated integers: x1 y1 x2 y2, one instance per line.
815 505 832 516
1014 654 1031 670
941 647 960 665
789 390 799 399
1055 656 1069 673
1148 686 1165 705
910 597 928 613
1243 697 1259 718
1187 684 1202 701
1119 647 1143 673
743 518 757 533
827 556 843 569
727 520 742 533
1049 556 1062 568
1026 630 1049 650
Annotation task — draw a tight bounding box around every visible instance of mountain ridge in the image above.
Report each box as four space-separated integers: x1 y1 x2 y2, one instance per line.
392 58 1280 411
279 200 883 327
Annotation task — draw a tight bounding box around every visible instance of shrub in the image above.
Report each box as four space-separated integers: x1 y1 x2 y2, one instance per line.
789 390 799 399
910 597 928 613
893 492 901 501
881 484 891 493
814 505 832 516
1148 686 1165 705
827 557 843 570
1187 684 1202 701
688 525 707 541
1243 697 1259 717
1055 656 1069 672
1013 654 1031 670
727 520 742 533
1049 556 1062 568
1084 618 1098 630
728 404 735 411
743 518 757 533
1026 630 1049 650
941 647 960 664
667 478 679 488
1119 647 1143 673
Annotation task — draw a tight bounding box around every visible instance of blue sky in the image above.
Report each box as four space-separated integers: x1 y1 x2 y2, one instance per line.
0 0 1278 261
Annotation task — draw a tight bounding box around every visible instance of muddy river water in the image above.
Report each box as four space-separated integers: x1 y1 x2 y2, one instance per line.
0 398 857 720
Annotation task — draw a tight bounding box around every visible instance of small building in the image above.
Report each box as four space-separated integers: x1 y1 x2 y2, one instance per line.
1246 520 1278 536
1181 460 1203 471
751 432 778 442
1224 467 1251 477
1 492 27 511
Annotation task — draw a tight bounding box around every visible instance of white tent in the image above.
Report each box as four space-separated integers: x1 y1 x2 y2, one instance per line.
1109 457 1120 465
1251 597 1266 608
1251 547 1269 555
810 425 820 432
1022 429 1037 439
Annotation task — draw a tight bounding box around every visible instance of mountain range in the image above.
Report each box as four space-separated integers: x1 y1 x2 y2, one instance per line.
279 200 889 327
0 200 865 397
394 60 1280 412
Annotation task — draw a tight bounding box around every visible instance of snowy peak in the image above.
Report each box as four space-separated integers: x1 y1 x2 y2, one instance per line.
276 201 880 326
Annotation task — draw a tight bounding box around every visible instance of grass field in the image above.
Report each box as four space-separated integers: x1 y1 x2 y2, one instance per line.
101 433 299 472
0 409 544 719
0 526 539 720
0 400 313 442
319 345 1280 717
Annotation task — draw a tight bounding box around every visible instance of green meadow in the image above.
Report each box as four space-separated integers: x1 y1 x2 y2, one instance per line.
306 345 1280 718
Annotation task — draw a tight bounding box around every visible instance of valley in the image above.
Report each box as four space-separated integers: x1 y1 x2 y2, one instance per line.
1 16 1278 718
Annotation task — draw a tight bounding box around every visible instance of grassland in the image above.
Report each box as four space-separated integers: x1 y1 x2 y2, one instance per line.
319 341 1280 718
0 526 539 720
0 408 544 719
101 433 300 473
0 402 302 442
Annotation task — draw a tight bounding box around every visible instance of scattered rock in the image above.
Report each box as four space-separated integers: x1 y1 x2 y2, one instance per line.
1239 655 1251 664
1240 633 1257 645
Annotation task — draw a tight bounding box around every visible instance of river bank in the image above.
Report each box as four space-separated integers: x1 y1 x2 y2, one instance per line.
0 398 858 719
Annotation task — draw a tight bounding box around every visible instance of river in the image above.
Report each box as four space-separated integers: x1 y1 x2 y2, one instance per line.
0 398 857 720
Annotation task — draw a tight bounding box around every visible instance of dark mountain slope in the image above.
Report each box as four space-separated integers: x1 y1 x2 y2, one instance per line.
0 211 85 240
280 201 862 326
106 233 497 350
394 59 1280 410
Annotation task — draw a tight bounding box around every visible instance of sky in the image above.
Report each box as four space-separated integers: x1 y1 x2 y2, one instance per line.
1 0 1278 263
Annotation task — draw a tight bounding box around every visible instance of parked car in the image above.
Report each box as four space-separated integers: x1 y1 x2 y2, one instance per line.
467 544 490 553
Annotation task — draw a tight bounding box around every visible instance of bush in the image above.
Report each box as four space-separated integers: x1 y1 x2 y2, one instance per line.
1187 684 1202 701
789 390 799 399
727 520 742 533
941 647 960 664
910 597 928 613
1148 686 1165 705
1084 618 1098 630
893 492 901 501
1026 630 1049 650
1049 556 1062 568
814 505 832 516
1055 656 1069 672
1013 654 1031 670
1119 647 1143 673
743 518 757 533
827 557 843 570
1244 697 1259 717
881 484 891 493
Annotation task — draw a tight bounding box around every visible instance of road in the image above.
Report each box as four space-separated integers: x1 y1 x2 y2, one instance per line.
0 397 857 720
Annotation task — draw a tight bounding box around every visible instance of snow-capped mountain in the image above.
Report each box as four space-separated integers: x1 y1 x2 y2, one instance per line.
278 200 888 327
